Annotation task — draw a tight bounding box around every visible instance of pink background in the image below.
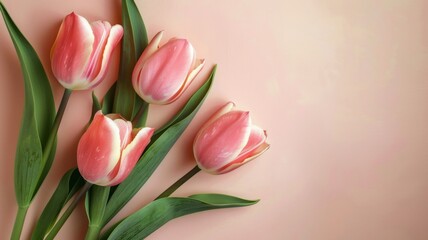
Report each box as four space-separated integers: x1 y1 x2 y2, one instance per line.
1 0 428 239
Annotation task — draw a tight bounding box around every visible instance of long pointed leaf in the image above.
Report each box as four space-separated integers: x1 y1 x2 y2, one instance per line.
102 83 116 114
102 67 216 226
113 0 148 120
102 194 258 240
31 169 84 239
0 2 56 205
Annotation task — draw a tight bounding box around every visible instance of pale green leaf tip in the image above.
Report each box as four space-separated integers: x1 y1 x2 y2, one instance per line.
188 194 260 206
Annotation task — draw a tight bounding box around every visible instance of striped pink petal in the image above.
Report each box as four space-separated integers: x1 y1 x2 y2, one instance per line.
137 38 195 104
132 31 164 98
51 12 94 89
107 127 154 186
83 21 111 81
197 102 235 135
218 126 269 174
167 58 205 103
86 24 123 89
135 31 163 69
77 111 121 184
194 111 252 174
113 118 132 150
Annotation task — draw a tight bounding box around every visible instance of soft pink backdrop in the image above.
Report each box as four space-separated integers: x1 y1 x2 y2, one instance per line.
1 0 428 239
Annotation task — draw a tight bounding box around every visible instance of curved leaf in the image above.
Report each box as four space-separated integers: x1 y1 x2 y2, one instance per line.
103 194 258 240
0 2 56 205
102 82 116 114
31 169 84 239
113 0 148 120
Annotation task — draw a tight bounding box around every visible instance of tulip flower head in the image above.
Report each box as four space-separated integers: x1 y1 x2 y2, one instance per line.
193 102 269 174
132 31 205 104
51 12 123 90
77 111 154 186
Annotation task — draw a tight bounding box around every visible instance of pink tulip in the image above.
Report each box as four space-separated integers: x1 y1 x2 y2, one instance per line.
132 31 205 104
51 12 123 90
193 102 270 174
77 111 154 186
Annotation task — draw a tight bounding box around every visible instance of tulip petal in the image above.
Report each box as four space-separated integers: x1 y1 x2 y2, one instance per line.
83 21 111 81
132 31 164 98
107 127 154 186
51 12 94 89
194 111 252 173
218 126 270 174
113 118 132 150
137 39 195 104
77 111 121 184
136 31 163 68
197 102 235 135
86 24 123 89
167 58 205 103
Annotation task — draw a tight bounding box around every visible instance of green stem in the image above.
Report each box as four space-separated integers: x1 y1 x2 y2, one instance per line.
155 165 201 200
39 88 72 182
10 205 29 240
85 185 110 240
45 182 92 240
85 225 101 240
43 89 72 161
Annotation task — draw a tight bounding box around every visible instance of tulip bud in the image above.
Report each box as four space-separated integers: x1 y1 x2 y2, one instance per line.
193 102 270 174
132 31 205 104
51 12 123 90
77 111 154 186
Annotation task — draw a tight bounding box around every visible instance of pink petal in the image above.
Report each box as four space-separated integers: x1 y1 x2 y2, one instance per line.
217 126 269 174
107 127 154 186
197 102 235 135
132 31 164 98
135 31 164 68
51 12 94 88
113 118 132 150
137 39 195 104
83 21 111 81
194 111 252 173
86 24 123 89
77 111 121 184
167 58 205 103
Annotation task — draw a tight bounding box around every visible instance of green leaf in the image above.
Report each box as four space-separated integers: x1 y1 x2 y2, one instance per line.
92 92 102 114
101 67 216 227
132 100 149 128
0 2 56 206
31 169 84 240
113 0 148 120
102 82 116 114
102 194 258 240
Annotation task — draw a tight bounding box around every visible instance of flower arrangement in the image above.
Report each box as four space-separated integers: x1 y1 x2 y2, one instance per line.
0 0 269 239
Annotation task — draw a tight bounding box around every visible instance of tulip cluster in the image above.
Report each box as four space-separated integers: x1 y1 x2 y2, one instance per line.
2 4 272 240
50 13 268 185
